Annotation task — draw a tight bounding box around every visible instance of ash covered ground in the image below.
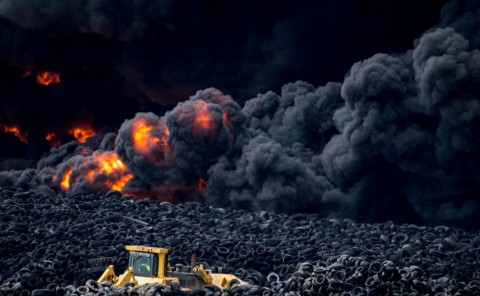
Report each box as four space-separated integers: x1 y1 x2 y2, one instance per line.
1 188 479 296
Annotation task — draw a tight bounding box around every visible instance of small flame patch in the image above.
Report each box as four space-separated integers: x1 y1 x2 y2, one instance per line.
1 125 28 143
36 71 61 86
45 132 61 147
60 168 73 190
69 126 96 143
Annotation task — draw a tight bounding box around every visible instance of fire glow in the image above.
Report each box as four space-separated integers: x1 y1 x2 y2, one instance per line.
90 152 133 191
193 100 213 136
132 118 169 156
197 178 207 191
45 132 60 147
36 71 61 86
1 125 28 143
133 119 157 154
69 126 96 143
60 168 73 190
22 69 61 86
58 152 133 192
4 92 236 201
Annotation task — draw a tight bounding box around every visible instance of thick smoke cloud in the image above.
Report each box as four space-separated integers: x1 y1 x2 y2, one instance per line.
206 135 339 214
409 27 480 226
0 0 445 168
207 81 345 213
1 0 480 228
318 19 480 227
243 81 344 151
114 88 246 200
165 88 246 178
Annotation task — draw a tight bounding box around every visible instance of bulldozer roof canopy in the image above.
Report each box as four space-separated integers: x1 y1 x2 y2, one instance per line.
126 245 169 254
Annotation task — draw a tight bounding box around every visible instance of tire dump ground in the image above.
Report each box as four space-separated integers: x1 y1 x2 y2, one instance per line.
1 187 480 296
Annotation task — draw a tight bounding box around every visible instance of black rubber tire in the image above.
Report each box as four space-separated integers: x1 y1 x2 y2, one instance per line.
76 286 89 295
186 289 205 296
86 280 101 292
266 272 280 283
169 282 180 293
202 285 220 292
146 286 164 296
55 287 66 296
32 289 55 296
228 285 244 294
18 290 31 296
227 279 240 290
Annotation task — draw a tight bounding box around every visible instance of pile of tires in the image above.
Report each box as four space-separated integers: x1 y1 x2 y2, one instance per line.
1 187 480 295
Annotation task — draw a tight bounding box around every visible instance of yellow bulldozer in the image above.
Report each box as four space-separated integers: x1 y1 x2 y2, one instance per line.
97 245 248 292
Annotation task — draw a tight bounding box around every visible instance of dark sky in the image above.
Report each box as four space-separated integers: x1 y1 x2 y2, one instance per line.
2 0 480 229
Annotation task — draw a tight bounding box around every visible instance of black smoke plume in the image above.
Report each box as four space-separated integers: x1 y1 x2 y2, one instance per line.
1 0 480 228
0 0 445 167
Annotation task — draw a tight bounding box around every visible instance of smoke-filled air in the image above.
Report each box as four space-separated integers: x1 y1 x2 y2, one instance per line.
1 0 479 229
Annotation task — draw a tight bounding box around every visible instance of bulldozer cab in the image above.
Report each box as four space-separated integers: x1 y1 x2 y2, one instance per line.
125 246 169 279
129 251 158 277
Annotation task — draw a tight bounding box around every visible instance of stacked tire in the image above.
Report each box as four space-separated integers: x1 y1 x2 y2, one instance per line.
1 187 479 295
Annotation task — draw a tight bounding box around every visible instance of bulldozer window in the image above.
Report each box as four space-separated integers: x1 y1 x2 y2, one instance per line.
129 251 155 277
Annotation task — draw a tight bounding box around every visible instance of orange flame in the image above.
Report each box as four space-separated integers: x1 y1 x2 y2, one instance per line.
45 132 61 147
58 152 133 193
1 125 28 143
60 168 73 190
132 118 169 156
45 132 55 141
197 178 207 191
36 71 61 86
192 100 213 137
69 126 96 143
86 170 95 180
94 152 133 191
110 173 134 192
133 119 157 154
